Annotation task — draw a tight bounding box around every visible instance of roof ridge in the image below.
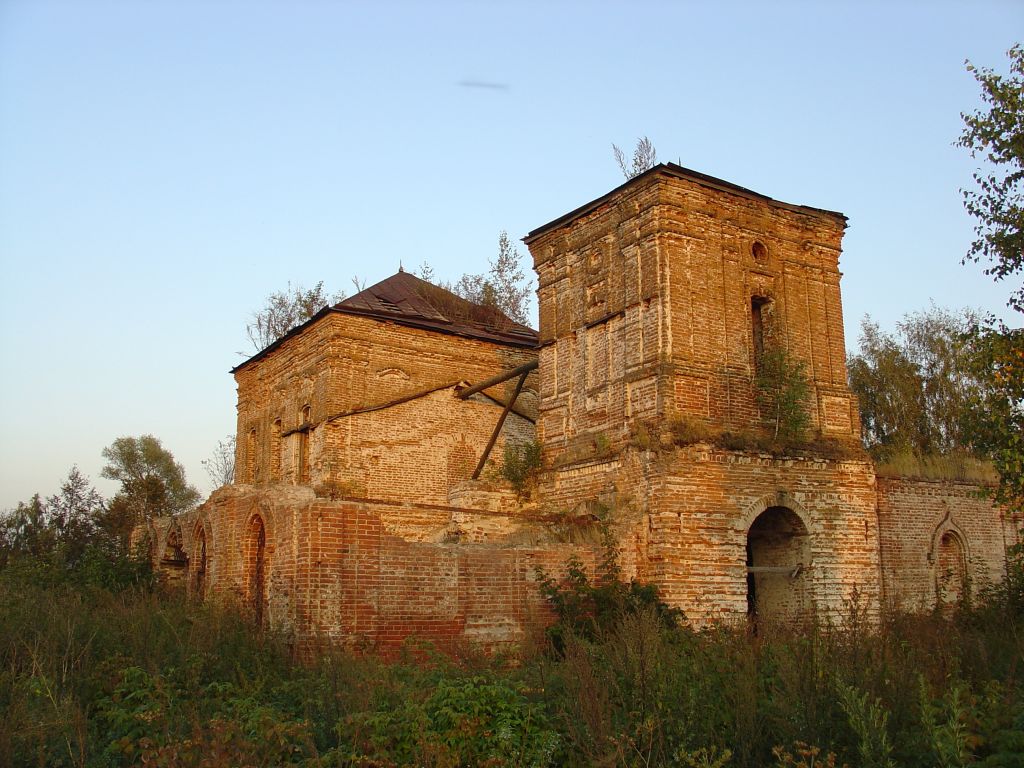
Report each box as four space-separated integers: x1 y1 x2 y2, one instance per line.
339 271 534 337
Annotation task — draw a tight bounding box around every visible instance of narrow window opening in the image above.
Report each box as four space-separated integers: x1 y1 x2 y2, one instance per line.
751 296 771 372
193 527 208 599
247 516 267 625
298 405 311 484
270 419 282 481
246 428 258 483
752 240 768 262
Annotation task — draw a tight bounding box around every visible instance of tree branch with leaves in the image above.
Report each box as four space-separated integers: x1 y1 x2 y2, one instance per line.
612 136 658 180
246 281 346 351
958 44 1024 313
957 45 1024 513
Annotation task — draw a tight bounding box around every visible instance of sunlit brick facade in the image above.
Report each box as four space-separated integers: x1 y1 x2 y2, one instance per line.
154 165 1021 649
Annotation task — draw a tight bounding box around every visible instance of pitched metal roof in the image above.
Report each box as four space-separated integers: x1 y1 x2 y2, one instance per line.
336 271 537 345
232 271 537 373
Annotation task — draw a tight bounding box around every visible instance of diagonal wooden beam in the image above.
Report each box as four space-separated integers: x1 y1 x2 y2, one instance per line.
472 371 530 480
456 360 537 400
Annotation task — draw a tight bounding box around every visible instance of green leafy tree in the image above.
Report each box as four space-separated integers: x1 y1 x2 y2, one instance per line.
418 230 535 326
957 44 1024 313
101 436 200 533
44 466 104 566
957 45 1024 514
848 308 985 458
0 468 104 568
0 467 150 586
0 494 53 565
452 231 533 325
848 318 926 455
965 323 1024 511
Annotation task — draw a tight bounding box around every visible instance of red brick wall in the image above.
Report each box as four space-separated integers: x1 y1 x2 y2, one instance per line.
876 478 1023 611
183 486 596 651
648 448 881 624
159 169 1024 649
234 312 537 486
319 387 534 505
514 440 882 626
657 178 856 437
520 167 882 628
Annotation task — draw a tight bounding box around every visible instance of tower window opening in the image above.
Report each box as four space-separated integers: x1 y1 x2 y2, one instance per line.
752 296 772 371
298 405 311 484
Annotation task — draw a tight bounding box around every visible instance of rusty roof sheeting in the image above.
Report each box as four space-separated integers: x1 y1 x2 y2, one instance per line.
232 272 537 373
336 271 536 345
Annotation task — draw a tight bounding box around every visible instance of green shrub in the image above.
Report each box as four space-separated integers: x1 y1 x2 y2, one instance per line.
667 414 714 446
501 439 542 494
348 675 559 766
535 535 683 655
755 345 811 443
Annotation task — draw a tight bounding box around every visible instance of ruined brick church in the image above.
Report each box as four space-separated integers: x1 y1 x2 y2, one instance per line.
157 164 1022 649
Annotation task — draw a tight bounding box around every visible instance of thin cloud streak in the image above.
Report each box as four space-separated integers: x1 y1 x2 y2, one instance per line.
457 80 510 90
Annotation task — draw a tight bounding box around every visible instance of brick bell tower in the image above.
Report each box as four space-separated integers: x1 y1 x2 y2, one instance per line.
524 164 880 625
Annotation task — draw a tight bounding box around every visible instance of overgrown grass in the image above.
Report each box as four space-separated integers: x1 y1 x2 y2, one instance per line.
636 416 860 462
2 560 1022 767
874 449 999 483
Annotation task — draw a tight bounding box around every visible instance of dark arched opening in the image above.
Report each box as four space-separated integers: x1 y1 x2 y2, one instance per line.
746 506 810 624
247 516 267 625
192 525 208 599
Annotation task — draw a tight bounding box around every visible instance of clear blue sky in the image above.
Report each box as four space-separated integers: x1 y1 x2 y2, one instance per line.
1 0 1020 509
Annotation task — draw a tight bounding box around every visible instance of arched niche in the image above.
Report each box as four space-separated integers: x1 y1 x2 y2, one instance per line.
935 529 968 605
191 522 209 599
244 514 268 625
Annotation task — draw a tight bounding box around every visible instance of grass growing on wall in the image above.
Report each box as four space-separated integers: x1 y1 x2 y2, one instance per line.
1 553 1023 767
874 450 999 483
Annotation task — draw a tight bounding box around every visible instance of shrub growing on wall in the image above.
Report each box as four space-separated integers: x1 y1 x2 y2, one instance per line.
501 440 542 494
755 345 811 444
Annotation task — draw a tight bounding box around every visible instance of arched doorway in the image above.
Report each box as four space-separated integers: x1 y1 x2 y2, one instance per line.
936 531 967 605
247 516 267 625
192 525 208 599
746 506 810 623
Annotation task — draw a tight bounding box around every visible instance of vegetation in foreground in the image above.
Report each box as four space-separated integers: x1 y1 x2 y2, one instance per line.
1 535 1023 768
